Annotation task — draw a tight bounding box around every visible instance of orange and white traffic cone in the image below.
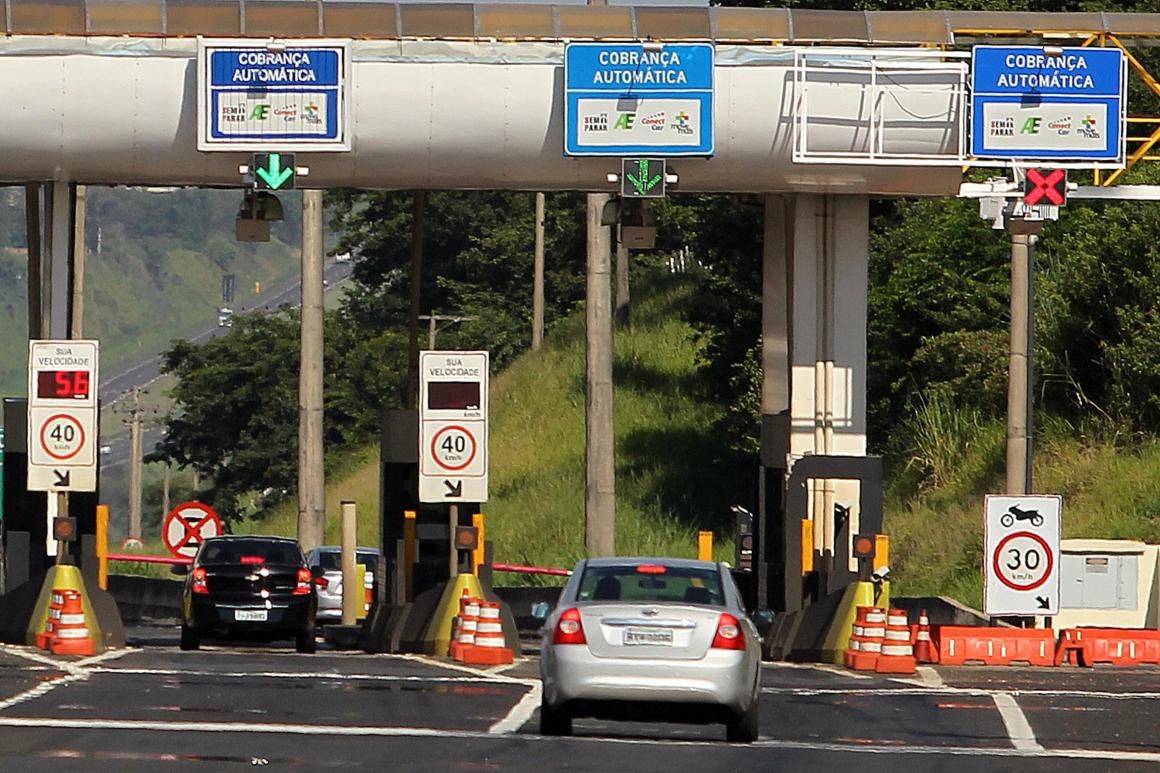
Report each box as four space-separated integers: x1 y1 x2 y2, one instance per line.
49 591 96 657
848 606 884 672
453 597 481 663
913 609 938 664
37 591 66 650
463 601 514 666
875 608 917 675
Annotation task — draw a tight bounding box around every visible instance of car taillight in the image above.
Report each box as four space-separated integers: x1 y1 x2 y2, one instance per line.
553 607 587 645
192 568 208 595
294 568 313 595
711 613 745 650
314 575 329 590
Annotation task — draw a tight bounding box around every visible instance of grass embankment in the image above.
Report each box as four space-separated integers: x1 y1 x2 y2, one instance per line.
249 272 747 573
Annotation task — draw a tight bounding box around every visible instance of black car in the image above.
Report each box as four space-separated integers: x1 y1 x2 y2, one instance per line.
175 535 320 653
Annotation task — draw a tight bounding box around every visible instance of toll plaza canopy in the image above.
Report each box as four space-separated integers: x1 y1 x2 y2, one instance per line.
6 3 1160 42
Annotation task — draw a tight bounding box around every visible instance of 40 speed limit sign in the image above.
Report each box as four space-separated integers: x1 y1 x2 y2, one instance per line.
984 495 1062 616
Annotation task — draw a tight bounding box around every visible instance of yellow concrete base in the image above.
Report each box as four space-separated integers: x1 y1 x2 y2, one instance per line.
821 580 891 665
422 573 486 657
24 565 105 654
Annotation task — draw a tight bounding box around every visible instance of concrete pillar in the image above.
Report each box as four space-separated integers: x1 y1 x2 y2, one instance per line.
46 181 76 338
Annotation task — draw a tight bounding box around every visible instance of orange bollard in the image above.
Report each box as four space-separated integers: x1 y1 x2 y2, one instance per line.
462 601 514 666
49 591 96 657
875 609 917 675
914 609 938 664
453 597 481 663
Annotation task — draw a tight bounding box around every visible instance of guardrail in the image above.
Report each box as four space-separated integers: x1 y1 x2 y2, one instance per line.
108 553 191 565
491 562 571 577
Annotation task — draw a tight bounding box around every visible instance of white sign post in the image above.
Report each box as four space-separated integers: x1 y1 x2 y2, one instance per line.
27 340 99 493
419 351 488 503
984 495 1062 616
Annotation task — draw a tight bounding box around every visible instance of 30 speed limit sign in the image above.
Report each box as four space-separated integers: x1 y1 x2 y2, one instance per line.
984 495 1061 616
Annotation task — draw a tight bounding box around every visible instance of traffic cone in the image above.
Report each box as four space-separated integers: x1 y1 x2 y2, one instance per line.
448 590 470 660
453 597 481 663
914 609 938 664
49 591 96 657
875 608 917 675
848 606 884 672
37 591 66 650
462 601 514 666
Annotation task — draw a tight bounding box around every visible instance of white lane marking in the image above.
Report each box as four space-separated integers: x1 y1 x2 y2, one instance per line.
88 667 528 686
761 686 1160 700
796 663 874 680
0 674 89 712
488 681 541 735
0 716 1159 763
76 649 133 668
401 655 538 686
0 645 88 676
993 692 1044 753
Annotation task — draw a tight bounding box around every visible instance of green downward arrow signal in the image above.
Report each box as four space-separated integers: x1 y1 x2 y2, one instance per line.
255 153 294 190
626 159 662 196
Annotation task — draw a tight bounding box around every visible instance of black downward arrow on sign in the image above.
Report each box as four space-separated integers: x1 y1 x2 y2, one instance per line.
1037 596 1050 609
53 470 71 487
444 480 463 498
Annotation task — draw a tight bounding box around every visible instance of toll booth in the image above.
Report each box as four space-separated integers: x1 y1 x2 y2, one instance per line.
364 409 517 654
0 398 103 643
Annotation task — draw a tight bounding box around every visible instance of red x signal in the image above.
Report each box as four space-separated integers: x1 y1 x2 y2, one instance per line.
1024 168 1067 206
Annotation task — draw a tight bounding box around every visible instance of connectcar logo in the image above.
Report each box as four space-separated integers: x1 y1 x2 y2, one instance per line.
1047 117 1072 135
989 117 1014 137
273 105 298 122
641 112 667 131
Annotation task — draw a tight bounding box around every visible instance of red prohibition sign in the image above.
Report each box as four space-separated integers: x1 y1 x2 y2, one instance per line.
163 502 222 558
40 413 85 461
993 531 1054 592
430 424 477 472
1025 168 1067 206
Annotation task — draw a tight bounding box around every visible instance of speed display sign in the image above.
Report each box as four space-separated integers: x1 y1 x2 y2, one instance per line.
419 351 489 503
27 340 99 492
984 495 1061 616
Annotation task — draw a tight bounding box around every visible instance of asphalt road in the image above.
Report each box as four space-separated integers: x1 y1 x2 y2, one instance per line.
0 632 1156 772
96 260 355 467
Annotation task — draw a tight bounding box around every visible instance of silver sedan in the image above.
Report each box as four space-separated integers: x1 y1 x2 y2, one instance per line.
538 557 766 743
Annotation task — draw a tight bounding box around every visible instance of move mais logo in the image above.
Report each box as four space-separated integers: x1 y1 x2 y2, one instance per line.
672 111 694 135
302 101 322 124
1079 113 1101 140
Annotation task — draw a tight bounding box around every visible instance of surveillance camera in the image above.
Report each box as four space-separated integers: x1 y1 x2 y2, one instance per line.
872 565 891 581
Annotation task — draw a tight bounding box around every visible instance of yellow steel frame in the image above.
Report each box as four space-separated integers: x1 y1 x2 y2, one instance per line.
955 30 1160 185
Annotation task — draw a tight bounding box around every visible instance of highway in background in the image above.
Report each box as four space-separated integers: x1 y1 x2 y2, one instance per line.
0 637 1156 772
96 259 355 468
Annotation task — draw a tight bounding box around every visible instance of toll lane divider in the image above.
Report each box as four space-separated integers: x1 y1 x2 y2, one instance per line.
936 627 1055 667
1055 628 1160 667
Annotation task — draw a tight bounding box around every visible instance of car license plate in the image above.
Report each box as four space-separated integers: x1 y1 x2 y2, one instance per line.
623 628 673 646
234 609 268 622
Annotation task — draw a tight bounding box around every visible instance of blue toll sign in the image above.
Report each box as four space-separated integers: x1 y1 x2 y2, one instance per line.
971 46 1124 162
565 43 714 157
200 44 349 150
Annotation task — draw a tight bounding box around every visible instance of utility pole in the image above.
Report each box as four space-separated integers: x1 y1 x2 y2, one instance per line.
585 193 615 557
25 184 42 339
407 192 426 406
162 462 171 522
1007 219 1041 496
615 226 630 328
128 386 143 542
298 189 325 553
532 192 546 351
70 185 86 338
419 314 480 350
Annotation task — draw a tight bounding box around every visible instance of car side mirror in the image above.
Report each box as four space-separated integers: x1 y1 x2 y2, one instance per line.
530 601 551 620
170 564 190 576
750 609 775 637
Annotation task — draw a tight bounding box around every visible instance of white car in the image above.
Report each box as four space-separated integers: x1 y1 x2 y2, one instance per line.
538 557 769 743
303 546 379 623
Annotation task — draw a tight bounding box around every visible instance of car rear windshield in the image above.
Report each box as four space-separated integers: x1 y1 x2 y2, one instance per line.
197 539 303 566
576 564 724 606
314 551 379 572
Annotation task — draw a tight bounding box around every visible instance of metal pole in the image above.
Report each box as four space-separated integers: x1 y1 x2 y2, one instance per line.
532 192 546 351
1006 220 1041 495
56 492 68 565
449 504 459 578
341 500 358 625
407 191 426 407
162 462 171 523
298 189 326 553
428 314 437 351
70 185 86 339
129 386 143 541
585 193 615 558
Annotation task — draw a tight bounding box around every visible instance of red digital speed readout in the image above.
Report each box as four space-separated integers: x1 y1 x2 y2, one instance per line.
36 370 91 400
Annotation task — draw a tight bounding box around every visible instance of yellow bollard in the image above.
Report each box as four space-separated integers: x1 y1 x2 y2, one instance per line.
697 531 713 561
96 504 109 590
802 519 815 573
874 534 890 574
403 511 416 602
472 513 486 577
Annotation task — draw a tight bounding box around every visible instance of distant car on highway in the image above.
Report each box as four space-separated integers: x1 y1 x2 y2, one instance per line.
537 557 770 743
217 307 234 327
174 535 320 653
304 546 379 623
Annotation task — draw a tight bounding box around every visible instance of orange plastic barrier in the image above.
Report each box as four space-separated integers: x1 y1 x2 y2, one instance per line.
936 627 1055 667
1055 628 1160 668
